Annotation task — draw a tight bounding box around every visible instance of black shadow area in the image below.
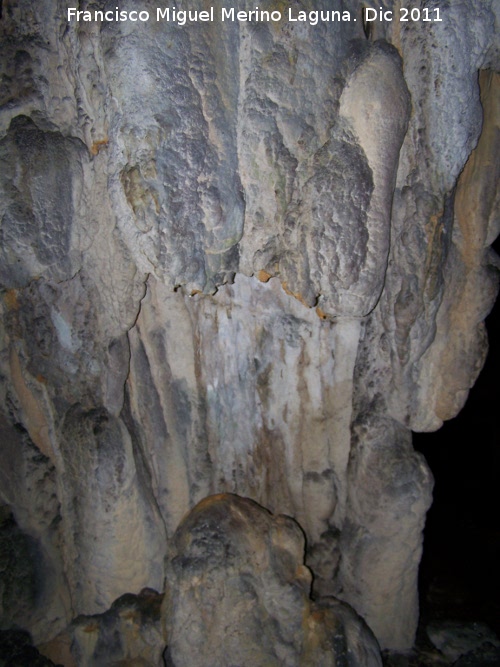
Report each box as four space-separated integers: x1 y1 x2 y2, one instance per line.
414 241 500 635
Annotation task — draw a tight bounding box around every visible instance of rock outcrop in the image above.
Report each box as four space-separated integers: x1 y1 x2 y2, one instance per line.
0 0 499 658
164 494 382 667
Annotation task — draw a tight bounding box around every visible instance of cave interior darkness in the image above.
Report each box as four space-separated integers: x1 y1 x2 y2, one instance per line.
413 235 500 638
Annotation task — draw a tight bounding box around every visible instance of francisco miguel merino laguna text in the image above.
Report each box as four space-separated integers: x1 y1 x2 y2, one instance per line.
67 7 353 24
67 6 442 25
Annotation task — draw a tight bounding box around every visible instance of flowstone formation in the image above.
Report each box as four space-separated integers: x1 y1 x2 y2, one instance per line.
0 0 499 661
164 494 382 667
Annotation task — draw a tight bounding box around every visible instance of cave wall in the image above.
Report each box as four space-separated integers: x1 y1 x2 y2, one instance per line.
0 0 499 653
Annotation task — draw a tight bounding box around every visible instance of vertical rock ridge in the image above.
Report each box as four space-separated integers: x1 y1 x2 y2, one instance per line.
0 0 498 655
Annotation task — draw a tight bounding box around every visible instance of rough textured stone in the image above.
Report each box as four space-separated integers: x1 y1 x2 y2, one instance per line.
0 0 499 657
426 620 500 663
337 416 432 649
163 493 382 667
67 588 164 667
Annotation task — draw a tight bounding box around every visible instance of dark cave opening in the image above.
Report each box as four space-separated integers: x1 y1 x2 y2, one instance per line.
413 238 500 639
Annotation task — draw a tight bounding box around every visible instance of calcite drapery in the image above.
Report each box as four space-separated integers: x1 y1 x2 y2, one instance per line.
0 0 499 654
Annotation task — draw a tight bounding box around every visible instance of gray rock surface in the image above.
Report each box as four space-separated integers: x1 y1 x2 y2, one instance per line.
163 493 382 667
426 620 500 663
33 589 164 667
0 0 499 658
67 588 164 667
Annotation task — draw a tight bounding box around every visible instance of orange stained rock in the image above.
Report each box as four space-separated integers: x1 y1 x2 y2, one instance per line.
91 137 109 155
280 281 311 308
257 269 272 283
3 289 19 311
9 347 53 462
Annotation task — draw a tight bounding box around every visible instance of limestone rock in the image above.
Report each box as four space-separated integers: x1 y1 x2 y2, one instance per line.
0 0 498 655
163 493 382 667
0 420 69 642
67 589 164 667
57 406 166 614
426 620 500 663
338 416 433 650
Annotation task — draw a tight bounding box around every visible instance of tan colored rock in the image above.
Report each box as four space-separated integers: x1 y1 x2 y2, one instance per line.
0 0 498 655
163 494 382 667
67 589 164 667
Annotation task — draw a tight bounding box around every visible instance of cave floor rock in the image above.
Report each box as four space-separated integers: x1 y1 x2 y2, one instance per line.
383 506 500 667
